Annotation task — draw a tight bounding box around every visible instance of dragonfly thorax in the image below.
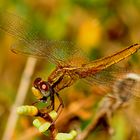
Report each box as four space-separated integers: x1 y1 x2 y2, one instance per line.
48 66 80 92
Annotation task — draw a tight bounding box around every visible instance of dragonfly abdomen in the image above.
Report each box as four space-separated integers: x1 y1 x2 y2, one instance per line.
78 44 140 78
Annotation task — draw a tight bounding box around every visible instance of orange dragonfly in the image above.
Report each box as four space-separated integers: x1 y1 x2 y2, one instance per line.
0 12 140 113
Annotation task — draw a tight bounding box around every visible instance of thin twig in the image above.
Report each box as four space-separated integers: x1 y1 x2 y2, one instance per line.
2 57 37 140
76 109 107 140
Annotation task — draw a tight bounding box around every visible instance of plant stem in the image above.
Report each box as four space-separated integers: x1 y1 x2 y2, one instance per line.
2 57 37 140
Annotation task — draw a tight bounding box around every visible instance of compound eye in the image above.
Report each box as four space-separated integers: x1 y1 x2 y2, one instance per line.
34 77 42 88
40 81 49 91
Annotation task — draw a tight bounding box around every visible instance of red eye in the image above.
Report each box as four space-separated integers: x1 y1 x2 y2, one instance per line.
40 81 49 91
34 77 42 87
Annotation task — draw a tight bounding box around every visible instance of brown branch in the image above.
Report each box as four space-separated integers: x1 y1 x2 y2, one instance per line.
76 109 107 140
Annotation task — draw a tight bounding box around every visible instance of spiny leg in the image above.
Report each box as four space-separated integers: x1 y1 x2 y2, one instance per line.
55 92 64 119
32 100 39 105
47 92 64 124
51 92 55 110
50 124 57 140
42 92 64 124
46 92 55 110
40 93 64 125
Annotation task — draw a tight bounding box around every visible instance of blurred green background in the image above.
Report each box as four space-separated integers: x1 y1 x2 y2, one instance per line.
0 0 140 140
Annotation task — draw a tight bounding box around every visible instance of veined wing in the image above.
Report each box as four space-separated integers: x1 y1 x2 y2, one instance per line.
0 11 87 66
83 66 140 99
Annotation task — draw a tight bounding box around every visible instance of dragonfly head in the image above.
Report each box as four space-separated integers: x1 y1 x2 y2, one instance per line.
33 77 51 102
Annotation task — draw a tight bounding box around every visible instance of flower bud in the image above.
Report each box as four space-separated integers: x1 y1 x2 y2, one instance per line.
17 105 38 116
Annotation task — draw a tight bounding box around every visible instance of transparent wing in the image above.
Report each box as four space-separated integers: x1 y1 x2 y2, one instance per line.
83 65 140 99
0 11 87 66
83 65 128 86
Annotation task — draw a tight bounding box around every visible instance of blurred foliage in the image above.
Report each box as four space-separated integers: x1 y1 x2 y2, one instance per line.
0 0 140 140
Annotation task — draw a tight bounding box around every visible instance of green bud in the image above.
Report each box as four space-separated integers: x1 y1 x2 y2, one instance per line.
55 130 77 140
33 119 42 128
49 110 58 120
17 105 38 116
39 122 51 133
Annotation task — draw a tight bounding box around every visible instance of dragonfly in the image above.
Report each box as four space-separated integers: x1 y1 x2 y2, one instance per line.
0 11 140 114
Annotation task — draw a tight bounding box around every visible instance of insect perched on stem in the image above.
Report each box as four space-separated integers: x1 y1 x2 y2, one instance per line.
0 11 140 117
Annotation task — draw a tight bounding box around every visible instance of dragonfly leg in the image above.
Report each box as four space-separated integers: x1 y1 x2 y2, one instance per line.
46 92 55 111
41 92 64 124
47 92 64 125
55 92 64 117
56 92 64 111
32 100 39 105
50 123 57 140
50 92 55 110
